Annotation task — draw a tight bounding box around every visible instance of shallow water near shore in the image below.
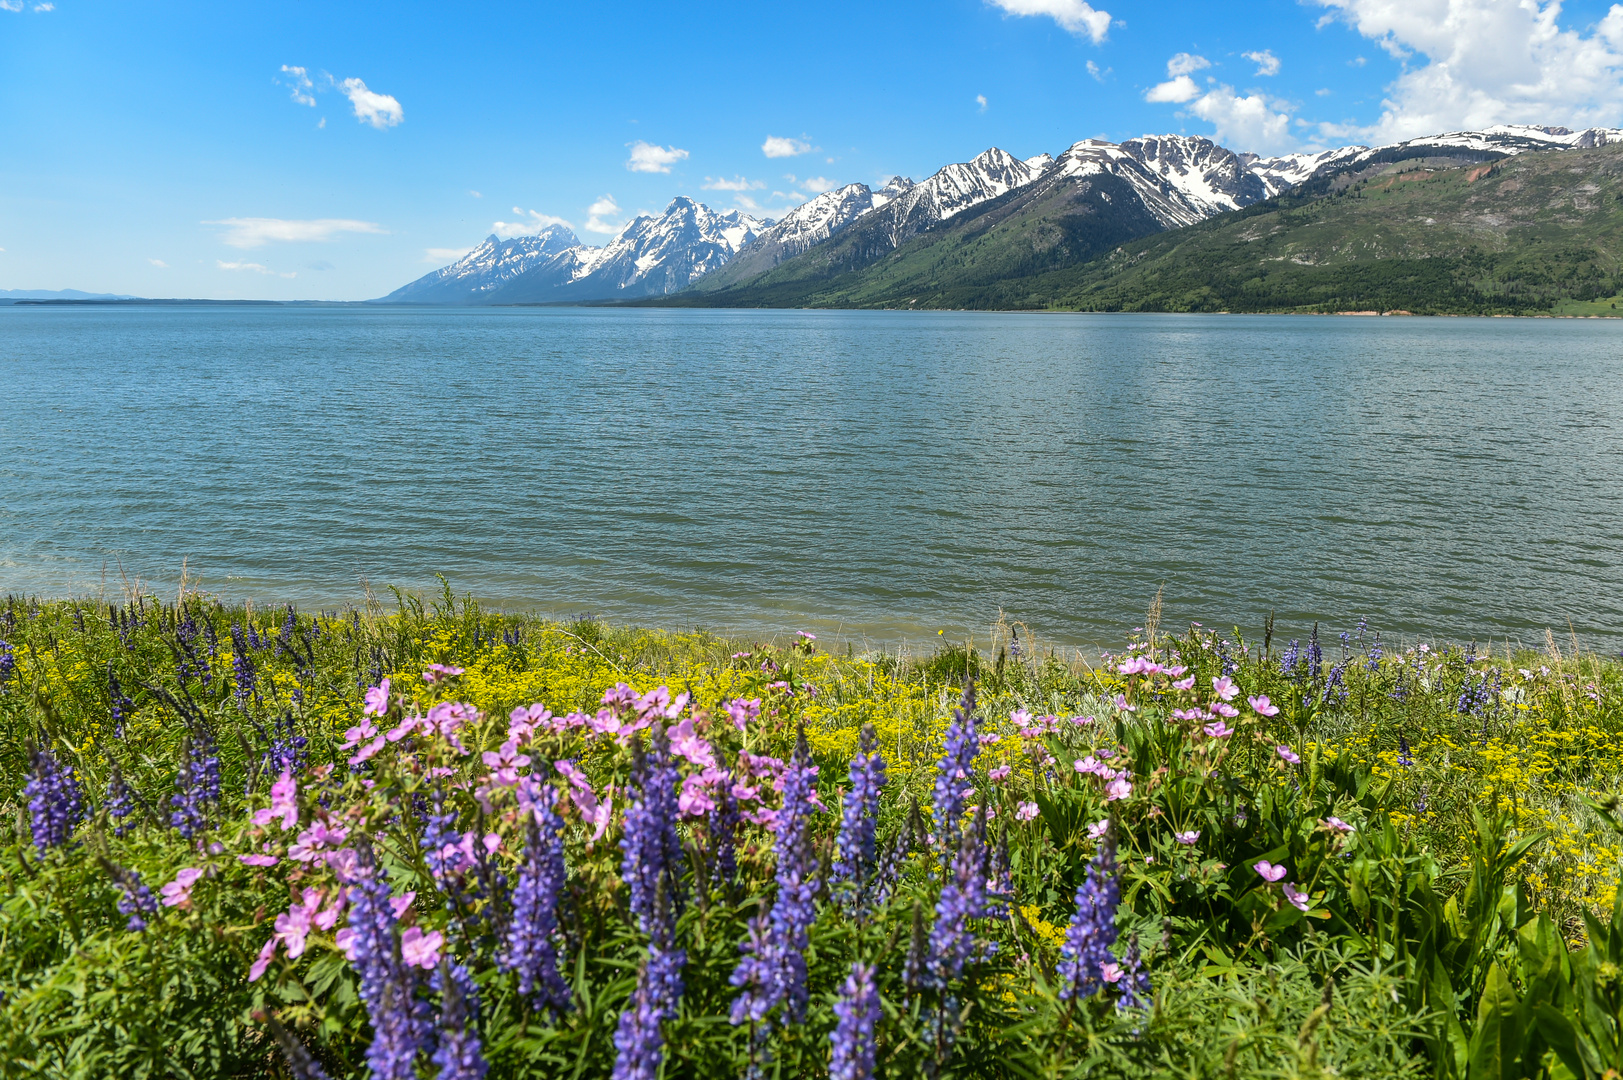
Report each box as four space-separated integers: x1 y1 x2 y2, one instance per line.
2 304 1620 648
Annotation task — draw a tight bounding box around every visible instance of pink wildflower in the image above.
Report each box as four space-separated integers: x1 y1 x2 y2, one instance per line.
251 770 299 831
423 663 464 684
724 697 761 731
160 867 205 908
669 717 717 769
1100 961 1123 983
1323 816 1355 834
1087 820 1110 840
1253 860 1287 882
1174 830 1200 845
1016 801 1039 822
1113 694 1136 713
1209 701 1239 718
481 739 532 787
1276 745 1301 765
989 765 1013 782
1248 694 1280 717
1212 676 1239 701
1283 883 1310 912
239 853 280 867
1104 776 1133 802
1172 676 1196 691
363 678 391 717
1203 720 1234 739
400 926 444 970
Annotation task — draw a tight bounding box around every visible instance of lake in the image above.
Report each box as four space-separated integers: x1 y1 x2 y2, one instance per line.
2 304 1620 650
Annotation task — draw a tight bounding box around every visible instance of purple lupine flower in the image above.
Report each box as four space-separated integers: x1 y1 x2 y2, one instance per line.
830 961 881 1080
1056 834 1120 1002
170 726 221 839
872 797 923 909
729 728 821 1027
0 638 14 685
105 768 136 838
1307 623 1323 681
108 667 134 738
431 960 488 1080
903 902 927 988
259 713 309 779
26 745 84 854
498 790 571 1014
986 825 1012 917
612 731 688 1080
707 760 740 892
265 1014 331 1080
203 618 219 659
932 681 980 856
611 952 674 1080
926 806 989 990
276 605 296 658
831 723 887 911
231 624 257 706
1115 938 1151 1010
1280 639 1300 678
620 727 685 936
112 864 158 931
339 840 430 1080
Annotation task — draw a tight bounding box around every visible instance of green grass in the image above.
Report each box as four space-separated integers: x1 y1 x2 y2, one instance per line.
2 589 1622 1078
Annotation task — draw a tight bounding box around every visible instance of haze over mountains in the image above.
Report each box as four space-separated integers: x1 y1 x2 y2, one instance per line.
379 124 1623 309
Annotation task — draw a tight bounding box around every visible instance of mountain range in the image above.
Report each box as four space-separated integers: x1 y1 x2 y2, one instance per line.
378 124 1623 310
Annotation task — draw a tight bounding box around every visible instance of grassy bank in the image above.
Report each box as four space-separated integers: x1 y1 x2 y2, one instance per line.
2 587 1621 1078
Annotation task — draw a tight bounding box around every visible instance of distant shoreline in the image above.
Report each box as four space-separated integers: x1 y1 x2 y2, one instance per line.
8 297 1623 318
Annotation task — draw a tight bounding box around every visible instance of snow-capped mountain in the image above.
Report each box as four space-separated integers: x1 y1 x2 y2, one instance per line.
383 225 583 304
379 199 767 304
380 122 1623 305
1245 124 1623 193
1053 135 1276 228
873 147 1049 245
568 197 766 298
695 178 915 287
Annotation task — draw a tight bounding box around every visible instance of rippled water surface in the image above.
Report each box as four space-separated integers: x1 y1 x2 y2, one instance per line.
2 304 1620 647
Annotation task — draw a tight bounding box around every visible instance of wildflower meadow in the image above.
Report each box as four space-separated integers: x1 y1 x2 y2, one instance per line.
2 584 1622 1080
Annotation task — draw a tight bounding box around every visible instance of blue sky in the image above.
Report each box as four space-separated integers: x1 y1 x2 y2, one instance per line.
6 0 1623 300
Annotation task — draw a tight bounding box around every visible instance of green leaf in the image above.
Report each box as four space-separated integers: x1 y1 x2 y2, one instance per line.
1467 963 1523 1080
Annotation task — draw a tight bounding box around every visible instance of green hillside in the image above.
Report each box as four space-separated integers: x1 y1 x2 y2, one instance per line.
671 142 1623 314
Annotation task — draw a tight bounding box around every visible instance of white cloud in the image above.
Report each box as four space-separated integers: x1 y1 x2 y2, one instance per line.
1086 60 1110 81
977 94 989 112
985 0 1112 43
34 2 52 9
626 140 688 173
761 135 812 158
1315 0 1623 142
469 190 482 198
1188 86 1294 153
1146 75 1202 103
491 208 573 238
279 65 316 107
148 259 168 268
425 247 472 263
203 217 387 248
702 176 765 191
1317 87 1333 96
1243 49 1281 76
0 2 23 12
585 195 624 234
339 77 403 129
1145 54 1212 105
218 260 296 279
1167 52 1210 77
786 174 836 193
